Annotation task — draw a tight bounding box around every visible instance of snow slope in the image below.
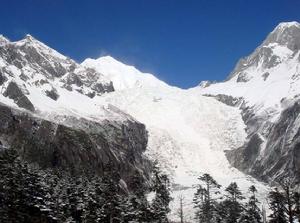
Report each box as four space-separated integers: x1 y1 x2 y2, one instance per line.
0 35 127 126
83 57 269 222
198 22 300 119
195 21 300 185
82 56 168 90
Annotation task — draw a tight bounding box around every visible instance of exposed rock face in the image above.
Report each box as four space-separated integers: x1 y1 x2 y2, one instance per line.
227 22 300 81
204 94 243 107
3 81 35 111
237 72 252 82
224 23 300 184
198 80 214 88
0 103 150 185
45 88 59 101
227 100 300 184
61 68 114 96
263 22 300 51
0 34 114 112
0 35 151 188
262 72 270 81
0 70 7 85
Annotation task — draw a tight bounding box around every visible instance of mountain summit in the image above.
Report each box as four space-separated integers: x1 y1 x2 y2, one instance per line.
199 21 300 185
82 56 167 90
201 21 300 113
264 21 300 50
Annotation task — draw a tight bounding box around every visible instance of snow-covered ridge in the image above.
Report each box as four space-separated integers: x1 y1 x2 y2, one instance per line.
0 34 121 124
14 34 68 60
82 56 168 90
197 21 300 186
198 21 300 117
272 21 300 33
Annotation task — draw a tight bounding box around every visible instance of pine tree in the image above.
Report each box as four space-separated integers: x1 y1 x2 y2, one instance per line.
84 177 102 223
267 178 300 223
98 163 124 223
0 148 56 222
222 182 245 223
193 173 221 223
122 170 151 222
215 200 228 223
0 148 24 222
42 169 70 222
66 177 86 223
151 161 172 223
239 185 262 223
293 192 300 222
21 164 56 222
279 178 296 223
1 148 155 222
268 188 288 223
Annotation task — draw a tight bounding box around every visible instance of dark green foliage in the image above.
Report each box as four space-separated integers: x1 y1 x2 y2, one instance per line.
268 188 288 223
97 163 124 223
293 192 300 222
193 173 221 223
215 200 228 223
122 170 152 222
191 173 300 223
0 148 56 223
213 182 245 223
222 182 245 223
267 178 300 223
279 178 296 223
0 150 171 223
239 185 262 223
151 161 173 223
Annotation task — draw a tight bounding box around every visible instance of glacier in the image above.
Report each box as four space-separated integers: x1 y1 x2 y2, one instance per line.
82 56 269 222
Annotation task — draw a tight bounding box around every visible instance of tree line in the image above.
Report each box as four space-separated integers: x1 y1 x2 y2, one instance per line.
2 147 300 223
192 173 300 223
0 148 172 223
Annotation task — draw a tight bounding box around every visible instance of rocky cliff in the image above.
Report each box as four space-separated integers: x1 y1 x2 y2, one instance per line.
0 35 151 188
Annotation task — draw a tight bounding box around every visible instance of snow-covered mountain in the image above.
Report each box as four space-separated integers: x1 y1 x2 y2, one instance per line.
199 21 300 115
198 21 300 185
0 34 151 196
82 55 269 221
0 33 271 222
82 56 167 90
2 21 299 222
0 34 117 116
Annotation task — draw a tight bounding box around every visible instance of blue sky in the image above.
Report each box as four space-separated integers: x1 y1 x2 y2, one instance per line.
1 0 300 88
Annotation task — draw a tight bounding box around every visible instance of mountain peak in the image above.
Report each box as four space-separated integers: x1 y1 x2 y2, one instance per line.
0 34 10 45
263 21 300 51
219 21 300 82
82 55 167 90
13 34 68 61
25 34 36 41
21 34 44 45
13 34 46 47
274 21 300 30
95 55 124 65
97 55 116 61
